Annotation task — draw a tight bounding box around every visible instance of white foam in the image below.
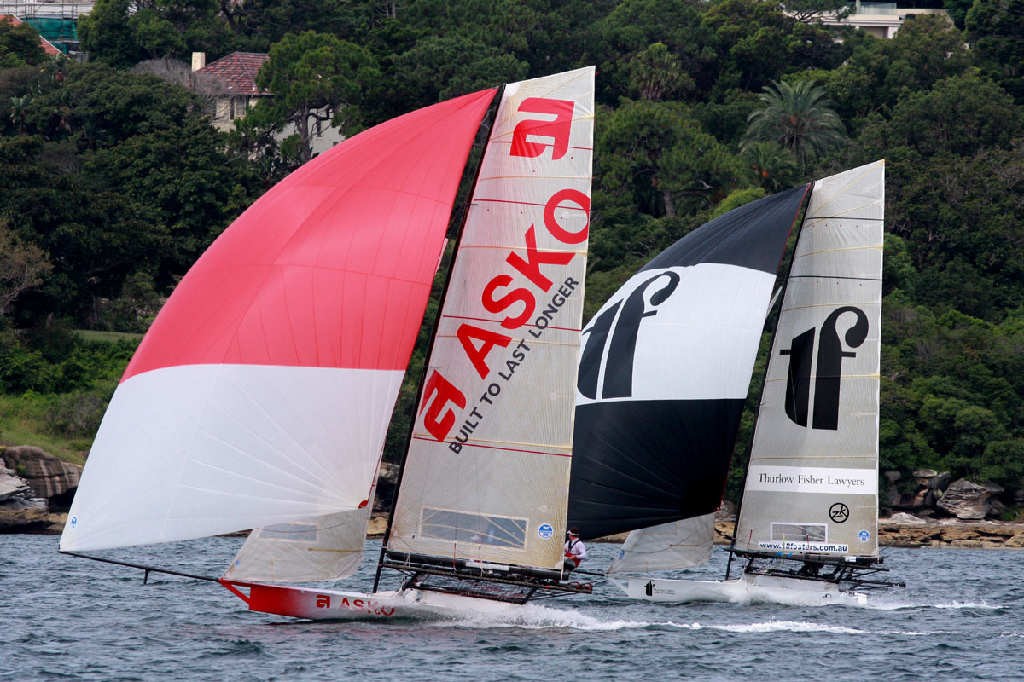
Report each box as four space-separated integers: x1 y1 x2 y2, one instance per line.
703 620 866 635
932 600 1004 610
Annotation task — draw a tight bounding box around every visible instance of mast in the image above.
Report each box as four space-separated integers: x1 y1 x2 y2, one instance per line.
372 89 502 592
732 161 886 573
725 187 812 581
376 67 596 598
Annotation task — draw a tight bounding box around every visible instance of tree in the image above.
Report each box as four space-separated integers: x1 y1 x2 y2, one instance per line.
625 42 692 101
255 31 380 164
784 0 851 24
814 14 972 133
966 0 1024 103
740 141 798 192
79 0 231 66
0 63 259 325
0 220 52 316
0 18 47 67
743 79 847 170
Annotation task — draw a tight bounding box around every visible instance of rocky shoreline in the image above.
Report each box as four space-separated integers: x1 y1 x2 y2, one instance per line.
7 510 1024 550
4 445 1024 549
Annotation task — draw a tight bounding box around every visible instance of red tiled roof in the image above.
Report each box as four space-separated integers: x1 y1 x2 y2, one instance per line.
198 52 270 95
1 14 62 57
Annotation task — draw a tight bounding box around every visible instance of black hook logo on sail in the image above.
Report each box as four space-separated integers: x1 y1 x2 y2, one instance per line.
578 271 680 400
780 306 868 430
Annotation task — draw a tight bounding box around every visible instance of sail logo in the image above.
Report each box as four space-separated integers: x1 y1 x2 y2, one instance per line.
780 306 868 430
577 271 679 400
419 97 590 444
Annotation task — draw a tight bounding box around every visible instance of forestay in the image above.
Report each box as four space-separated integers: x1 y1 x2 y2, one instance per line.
386 67 595 572
733 161 884 560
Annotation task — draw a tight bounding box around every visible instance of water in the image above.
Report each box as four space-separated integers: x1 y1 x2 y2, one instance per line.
3 535 1022 680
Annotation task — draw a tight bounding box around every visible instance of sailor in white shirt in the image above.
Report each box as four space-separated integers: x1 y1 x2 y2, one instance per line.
563 527 587 575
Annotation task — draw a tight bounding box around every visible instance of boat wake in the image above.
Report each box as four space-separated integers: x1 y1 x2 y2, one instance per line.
860 598 1005 611
426 601 649 631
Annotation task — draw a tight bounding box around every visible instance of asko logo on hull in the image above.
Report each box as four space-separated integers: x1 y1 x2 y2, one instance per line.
418 96 590 444
780 306 869 431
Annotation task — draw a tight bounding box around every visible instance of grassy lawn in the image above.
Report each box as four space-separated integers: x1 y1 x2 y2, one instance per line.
0 395 90 465
74 329 143 343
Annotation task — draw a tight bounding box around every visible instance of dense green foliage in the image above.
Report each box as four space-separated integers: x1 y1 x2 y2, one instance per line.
1 0 1022 507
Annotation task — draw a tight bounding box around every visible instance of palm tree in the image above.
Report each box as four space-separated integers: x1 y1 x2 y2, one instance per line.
743 80 847 170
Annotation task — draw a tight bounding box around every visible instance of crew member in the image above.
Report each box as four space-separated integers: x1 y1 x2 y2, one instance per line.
563 527 587 575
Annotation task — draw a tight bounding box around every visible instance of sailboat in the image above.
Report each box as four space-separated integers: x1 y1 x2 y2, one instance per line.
568 161 902 605
59 67 596 621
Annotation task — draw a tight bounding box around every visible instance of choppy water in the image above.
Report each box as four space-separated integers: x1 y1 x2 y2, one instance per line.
2 535 1022 680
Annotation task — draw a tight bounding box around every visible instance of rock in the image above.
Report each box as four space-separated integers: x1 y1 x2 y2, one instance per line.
884 512 928 524
0 446 81 505
716 500 737 521
0 506 53 533
936 478 995 520
0 465 34 503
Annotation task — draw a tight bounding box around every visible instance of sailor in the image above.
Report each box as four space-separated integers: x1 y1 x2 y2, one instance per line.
563 527 587 574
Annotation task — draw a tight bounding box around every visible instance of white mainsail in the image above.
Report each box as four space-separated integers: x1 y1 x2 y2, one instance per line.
387 67 595 571
734 160 884 559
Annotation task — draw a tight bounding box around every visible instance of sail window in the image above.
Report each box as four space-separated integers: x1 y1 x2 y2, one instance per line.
421 508 527 549
770 523 827 542
257 523 319 542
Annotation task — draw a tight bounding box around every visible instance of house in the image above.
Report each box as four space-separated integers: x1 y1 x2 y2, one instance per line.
190 51 343 155
190 51 270 131
817 2 952 39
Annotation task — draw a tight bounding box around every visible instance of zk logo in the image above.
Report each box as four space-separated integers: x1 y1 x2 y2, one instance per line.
780 306 868 430
577 271 680 400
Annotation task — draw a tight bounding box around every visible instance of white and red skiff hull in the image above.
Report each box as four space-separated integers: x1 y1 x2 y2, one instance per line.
221 580 525 621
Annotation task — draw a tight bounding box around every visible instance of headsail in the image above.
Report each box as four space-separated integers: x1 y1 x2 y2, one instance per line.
567 186 808 543
385 67 595 575
60 89 498 566
733 160 884 561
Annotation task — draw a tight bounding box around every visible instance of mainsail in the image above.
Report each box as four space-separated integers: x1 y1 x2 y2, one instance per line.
567 186 809 555
386 68 595 578
733 161 884 561
59 89 499 584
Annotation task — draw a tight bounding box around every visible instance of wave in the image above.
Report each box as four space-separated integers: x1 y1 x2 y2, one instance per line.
699 620 865 635
860 599 1005 611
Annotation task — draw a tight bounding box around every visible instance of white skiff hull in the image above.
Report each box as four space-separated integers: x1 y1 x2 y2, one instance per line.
221 580 526 621
614 573 868 607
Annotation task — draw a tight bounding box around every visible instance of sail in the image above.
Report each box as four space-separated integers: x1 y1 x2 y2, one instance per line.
567 186 809 540
60 89 498 555
607 514 716 575
733 161 884 560
386 67 595 571
223 508 369 582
